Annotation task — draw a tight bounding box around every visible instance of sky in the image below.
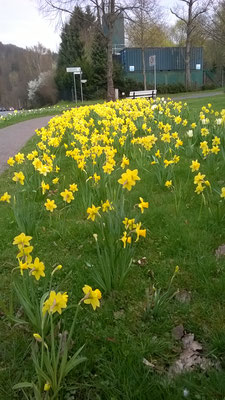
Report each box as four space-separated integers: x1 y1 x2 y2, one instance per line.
0 0 61 52
0 0 177 52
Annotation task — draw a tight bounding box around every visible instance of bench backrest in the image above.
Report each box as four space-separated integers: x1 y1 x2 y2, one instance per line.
129 90 157 97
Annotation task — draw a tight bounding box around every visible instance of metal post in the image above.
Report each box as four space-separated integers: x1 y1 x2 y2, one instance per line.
73 73 77 103
80 72 83 103
154 61 156 92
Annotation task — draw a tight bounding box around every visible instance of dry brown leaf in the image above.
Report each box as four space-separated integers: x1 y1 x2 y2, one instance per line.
168 332 214 377
113 310 125 320
172 324 184 340
175 289 191 304
215 244 225 258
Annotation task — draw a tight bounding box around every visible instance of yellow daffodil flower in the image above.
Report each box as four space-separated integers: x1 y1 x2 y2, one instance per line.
138 197 149 214
45 199 57 212
29 257 45 280
82 285 102 310
42 291 68 315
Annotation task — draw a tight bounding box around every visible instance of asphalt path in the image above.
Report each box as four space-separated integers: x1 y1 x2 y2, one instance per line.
0 116 52 173
171 91 224 101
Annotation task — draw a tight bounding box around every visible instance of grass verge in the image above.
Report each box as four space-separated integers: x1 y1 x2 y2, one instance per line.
0 95 225 399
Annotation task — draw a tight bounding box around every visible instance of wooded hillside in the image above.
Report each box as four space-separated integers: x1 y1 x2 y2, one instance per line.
0 42 56 108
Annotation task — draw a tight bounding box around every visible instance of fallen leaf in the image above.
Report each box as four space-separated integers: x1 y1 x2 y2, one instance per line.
106 337 116 342
215 244 225 258
175 289 191 304
114 310 125 320
143 358 155 368
168 331 215 377
172 324 184 340
137 257 148 266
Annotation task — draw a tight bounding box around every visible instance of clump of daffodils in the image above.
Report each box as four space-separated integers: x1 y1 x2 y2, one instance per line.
13 233 45 280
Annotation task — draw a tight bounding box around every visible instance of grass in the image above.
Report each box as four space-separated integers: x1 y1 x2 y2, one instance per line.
0 99 104 129
1 95 225 399
0 88 224 130
167 86 224 99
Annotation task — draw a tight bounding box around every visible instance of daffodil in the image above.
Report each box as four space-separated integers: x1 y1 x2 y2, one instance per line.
87 204 101 221
14 152 25 164
42 291 68 315
135 222 146 242
121 231 132 248
52 177 59 184
194 173 205 185
118 169 140 191
7 157 15 166
17 246 33 263
41 181 49 195
165 180 172 188
102 200 113 212
82 285 102 310
45 199 57 212
33 333 42 342
190 160 200 172
13 233 32 248
220 187 225 198
44 382 51 391
12 171 25 185
0 192 11 203
60 189 74 203
69 183 78 192
123 218 136 230
138 197 149 214
29 257 45 280
121 155 129 169
19 259 30 275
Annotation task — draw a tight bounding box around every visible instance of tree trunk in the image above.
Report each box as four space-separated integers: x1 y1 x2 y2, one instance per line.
185 0 193 90
142 47 147 90
185 36 191 89
107 21 115 101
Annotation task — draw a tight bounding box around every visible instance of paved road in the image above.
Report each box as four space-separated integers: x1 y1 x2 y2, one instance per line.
171 91 224 101
0 116 52 173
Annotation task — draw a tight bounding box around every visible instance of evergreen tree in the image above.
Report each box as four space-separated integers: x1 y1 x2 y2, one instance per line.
56 6 95 100
91 30 107 97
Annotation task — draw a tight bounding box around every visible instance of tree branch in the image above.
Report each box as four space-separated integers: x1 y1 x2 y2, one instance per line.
170 8 187 24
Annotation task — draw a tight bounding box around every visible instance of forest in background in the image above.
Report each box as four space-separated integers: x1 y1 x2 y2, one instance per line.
0 42 56 109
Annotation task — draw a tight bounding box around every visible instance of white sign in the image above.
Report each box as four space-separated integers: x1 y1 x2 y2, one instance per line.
149 55 156 66
129 66 135 72
196 64 201 70
66 67 81 73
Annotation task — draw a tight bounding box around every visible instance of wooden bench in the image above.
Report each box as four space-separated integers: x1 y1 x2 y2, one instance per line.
127 90 157 99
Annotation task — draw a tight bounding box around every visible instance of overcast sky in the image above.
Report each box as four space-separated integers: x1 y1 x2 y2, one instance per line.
0 0 177 52
0 0 61 51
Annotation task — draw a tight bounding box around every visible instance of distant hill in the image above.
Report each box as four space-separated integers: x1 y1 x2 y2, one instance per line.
0 42 56 108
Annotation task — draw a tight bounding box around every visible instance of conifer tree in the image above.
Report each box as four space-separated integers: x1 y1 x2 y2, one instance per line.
56 6 95 100
91 30 107 96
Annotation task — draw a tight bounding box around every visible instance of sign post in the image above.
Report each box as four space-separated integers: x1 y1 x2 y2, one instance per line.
73 72 77 103
80 72 83 103
149 55 156 91
66 67 82 103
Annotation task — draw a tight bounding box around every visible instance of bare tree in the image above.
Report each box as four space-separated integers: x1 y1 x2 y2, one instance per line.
38 0 142 101
203 0 225 46
171 0 212 89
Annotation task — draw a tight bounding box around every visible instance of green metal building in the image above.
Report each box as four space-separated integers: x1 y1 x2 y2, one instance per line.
120 47 203 87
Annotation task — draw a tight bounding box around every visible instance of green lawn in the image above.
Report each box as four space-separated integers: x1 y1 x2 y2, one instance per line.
0 100 104 129
0 88 224 130
1 95 225 399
